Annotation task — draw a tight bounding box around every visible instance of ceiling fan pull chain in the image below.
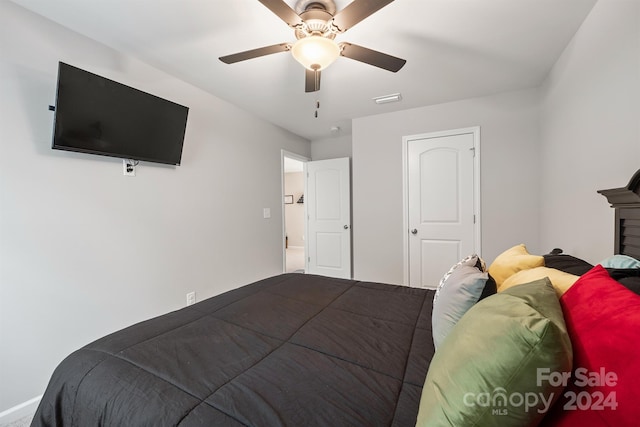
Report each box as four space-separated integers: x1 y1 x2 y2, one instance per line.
314 99 321 118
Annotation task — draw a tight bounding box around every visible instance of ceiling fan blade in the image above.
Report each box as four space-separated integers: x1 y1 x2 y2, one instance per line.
258 0 303 27
340 42 406 72
332 0 395 32
219 43 290 64
305 68 321 92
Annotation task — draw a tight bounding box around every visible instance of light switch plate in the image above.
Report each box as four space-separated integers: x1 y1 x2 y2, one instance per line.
263 208 271 219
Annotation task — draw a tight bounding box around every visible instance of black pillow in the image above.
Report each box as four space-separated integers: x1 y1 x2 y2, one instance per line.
474 257 497 301
478 275 497 301
607 268 640 295
543 254 594 276
543 253 640 295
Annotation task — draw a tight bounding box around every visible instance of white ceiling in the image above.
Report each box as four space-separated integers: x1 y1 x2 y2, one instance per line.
12 0 597 141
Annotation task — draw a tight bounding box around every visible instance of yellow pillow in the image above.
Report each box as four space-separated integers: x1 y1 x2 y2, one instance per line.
500 266 579 297
488 244 544 287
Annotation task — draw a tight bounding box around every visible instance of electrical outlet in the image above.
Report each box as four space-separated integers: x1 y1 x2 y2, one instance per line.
123 159 136 176
186 291 196 306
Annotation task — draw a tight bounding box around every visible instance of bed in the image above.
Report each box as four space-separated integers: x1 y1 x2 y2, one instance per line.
32 170 640 427
32 275 436 426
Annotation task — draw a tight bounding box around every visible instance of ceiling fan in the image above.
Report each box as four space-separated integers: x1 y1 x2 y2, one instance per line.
219 0 406 92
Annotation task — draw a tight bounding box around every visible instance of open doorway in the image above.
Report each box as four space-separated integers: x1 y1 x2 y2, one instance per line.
282 151 309 273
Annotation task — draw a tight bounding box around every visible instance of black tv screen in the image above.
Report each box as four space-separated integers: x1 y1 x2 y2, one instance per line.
52 62 189 165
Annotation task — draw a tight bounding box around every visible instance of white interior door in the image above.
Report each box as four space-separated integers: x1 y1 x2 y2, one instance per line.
306 157 351 279
407 130 479 288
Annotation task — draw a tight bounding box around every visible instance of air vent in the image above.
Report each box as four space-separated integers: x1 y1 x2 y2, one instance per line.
373 93 402 104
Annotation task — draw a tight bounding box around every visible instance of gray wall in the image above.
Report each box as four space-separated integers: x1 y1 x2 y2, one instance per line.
311 134 352 160
352 89 541 284
0 2 310 412
539 0 640 262
351 0 639 284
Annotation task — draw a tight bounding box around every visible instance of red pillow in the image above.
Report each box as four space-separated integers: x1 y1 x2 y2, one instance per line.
541 265 640 426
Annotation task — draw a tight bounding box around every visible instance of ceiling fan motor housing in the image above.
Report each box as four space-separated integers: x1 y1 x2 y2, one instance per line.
296 8 336 39
294 0 337 15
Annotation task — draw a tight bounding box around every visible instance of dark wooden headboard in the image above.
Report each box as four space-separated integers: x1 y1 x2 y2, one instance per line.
598 169 640 259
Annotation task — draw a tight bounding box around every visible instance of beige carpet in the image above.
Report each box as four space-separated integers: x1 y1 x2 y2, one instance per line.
286 246 305 273
1 414 33 427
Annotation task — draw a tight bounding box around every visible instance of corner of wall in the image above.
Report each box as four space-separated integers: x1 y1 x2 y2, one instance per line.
0 396 41 425
310 134 353 160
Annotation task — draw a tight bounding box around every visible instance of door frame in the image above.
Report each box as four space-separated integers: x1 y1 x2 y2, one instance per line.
281 150 310 274
401 126 482 286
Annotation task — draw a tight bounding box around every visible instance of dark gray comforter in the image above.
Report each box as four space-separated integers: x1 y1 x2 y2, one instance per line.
33 274 435 426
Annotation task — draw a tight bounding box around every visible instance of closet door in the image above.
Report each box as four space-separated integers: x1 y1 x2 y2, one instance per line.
407 130 479 288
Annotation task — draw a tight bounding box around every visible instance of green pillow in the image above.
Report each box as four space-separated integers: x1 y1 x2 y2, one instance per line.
417 278 572 427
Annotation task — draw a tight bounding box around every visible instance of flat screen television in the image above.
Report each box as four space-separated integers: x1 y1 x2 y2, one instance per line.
52 62 189 166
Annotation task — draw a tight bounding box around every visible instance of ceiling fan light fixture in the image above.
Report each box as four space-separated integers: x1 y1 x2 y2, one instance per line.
291 35 340 70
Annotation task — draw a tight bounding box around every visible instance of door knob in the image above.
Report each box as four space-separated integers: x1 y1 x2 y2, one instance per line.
411 229 418 235
344 225 349 229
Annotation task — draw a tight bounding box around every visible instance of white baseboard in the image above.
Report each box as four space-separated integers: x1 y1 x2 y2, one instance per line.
287 245 304 249
0 395 41 425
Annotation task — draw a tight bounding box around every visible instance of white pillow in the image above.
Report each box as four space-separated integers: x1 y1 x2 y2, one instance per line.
432 254 495 349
